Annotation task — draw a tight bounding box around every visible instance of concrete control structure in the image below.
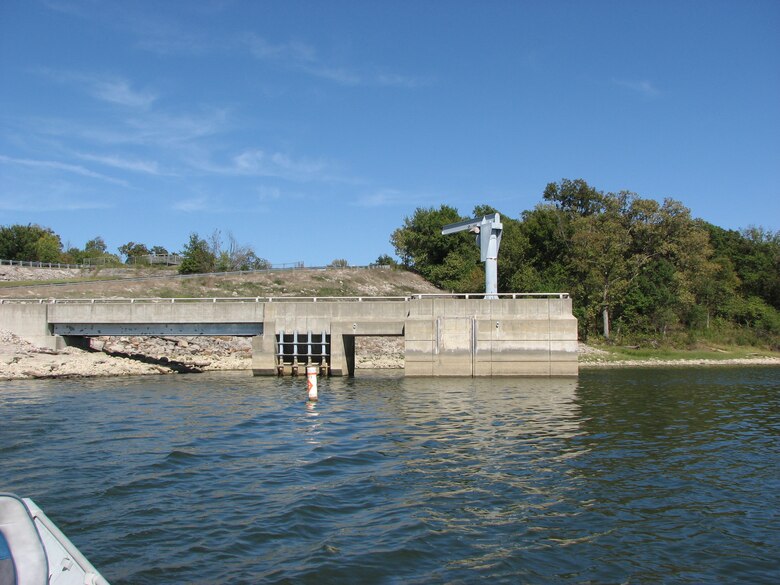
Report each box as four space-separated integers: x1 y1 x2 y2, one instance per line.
0 294 578 377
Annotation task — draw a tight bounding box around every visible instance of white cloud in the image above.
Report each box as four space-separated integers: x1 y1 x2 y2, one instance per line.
0 154 127 186
613 78 661 97
0 195 112 212
39 69 158 108
245 35 317 64
244 33 427 88
74 153 163 175
89 78 158 108
256 186 282 201
217 149 330 181
375 73 432 88
172 195 211 212
0 178 113 211
125 109 229 145
355 189 408 208
303 65 362 86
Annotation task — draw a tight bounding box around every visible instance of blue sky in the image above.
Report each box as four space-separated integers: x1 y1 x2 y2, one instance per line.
1 0 778 265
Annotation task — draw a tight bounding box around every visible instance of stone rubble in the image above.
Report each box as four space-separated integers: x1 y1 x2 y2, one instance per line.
0 265 84 282
0 329 252 380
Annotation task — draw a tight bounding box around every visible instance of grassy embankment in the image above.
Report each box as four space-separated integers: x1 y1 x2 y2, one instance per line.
580 343 779 365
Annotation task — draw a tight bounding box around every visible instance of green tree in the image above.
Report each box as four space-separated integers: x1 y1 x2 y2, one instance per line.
707 224 780 310
391 205 481 290
543 178 604 216
391 205 463 270
0 224 62 262
84 236 107 255
569 198 632 338
178 233 216 274
241 251 272 271
373 254 397 267
79 236 120 266
118 242 151 263
34 232 63 263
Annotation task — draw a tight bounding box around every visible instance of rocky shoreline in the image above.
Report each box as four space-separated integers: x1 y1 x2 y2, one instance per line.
576 342 780 368
1 330 777 381
0 330 252 380
579 356 780 368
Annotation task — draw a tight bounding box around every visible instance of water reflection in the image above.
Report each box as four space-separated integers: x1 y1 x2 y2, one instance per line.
1 369 778 584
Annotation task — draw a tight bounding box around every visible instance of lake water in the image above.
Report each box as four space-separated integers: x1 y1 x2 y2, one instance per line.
1 367 779 584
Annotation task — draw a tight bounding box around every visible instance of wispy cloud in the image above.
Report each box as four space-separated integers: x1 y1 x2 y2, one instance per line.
0 178 114 211
0 154 127 186
89 77 158 108
172 195 212 212
246 35 317 64
235 150 327 177
244 34 359 85
376 73 430 89
198 148 342 183
613 78 661 97
244 33 428 88
0 195 112 212
74 152 163 175
354 188 414 208
133 19 213 55
29 108 229 149
256 186 282 201
43 0 214 56
39 69 158 108
124 109 229 145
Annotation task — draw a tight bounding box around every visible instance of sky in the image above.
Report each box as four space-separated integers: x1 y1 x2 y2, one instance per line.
1 0 778 266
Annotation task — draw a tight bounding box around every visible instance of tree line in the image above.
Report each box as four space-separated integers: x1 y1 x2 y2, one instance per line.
0 225 270 274
391 179 780 347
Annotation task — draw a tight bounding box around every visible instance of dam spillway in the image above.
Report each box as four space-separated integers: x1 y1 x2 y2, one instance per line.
0 294 578 377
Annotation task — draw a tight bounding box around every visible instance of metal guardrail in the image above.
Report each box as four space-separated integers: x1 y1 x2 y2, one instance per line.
0 293 569 304
0 259 93 269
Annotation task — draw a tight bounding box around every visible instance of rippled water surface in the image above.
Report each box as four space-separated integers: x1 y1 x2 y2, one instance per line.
2 368 779 584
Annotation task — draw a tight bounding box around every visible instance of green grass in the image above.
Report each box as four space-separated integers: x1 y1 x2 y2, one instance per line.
582 343 779 363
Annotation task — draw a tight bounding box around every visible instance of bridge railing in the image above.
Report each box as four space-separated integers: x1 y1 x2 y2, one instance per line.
0 293 569 305
412 293 570 300
0 259 89 269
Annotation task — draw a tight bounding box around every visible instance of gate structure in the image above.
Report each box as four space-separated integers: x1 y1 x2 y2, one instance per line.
276 330 330 375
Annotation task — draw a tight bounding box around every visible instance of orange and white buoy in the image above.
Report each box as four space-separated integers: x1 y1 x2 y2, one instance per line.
306 365 318 401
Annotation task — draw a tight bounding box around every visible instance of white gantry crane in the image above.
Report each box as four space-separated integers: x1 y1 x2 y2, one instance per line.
441 213 503 299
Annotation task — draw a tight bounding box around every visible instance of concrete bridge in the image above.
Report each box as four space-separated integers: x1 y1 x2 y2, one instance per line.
0 294 578 377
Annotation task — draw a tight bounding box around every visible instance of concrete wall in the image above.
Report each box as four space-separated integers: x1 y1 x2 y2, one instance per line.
405 298 577 376
0 303 55 349
2 297 578 377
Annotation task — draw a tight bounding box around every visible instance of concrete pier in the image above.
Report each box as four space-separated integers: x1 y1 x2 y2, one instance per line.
0 294 578 377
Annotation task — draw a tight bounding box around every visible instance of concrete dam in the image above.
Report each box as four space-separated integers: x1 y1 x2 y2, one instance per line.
0 294 578 377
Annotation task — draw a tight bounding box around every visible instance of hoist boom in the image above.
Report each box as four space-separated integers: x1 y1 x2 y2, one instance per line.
441 213 503 298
